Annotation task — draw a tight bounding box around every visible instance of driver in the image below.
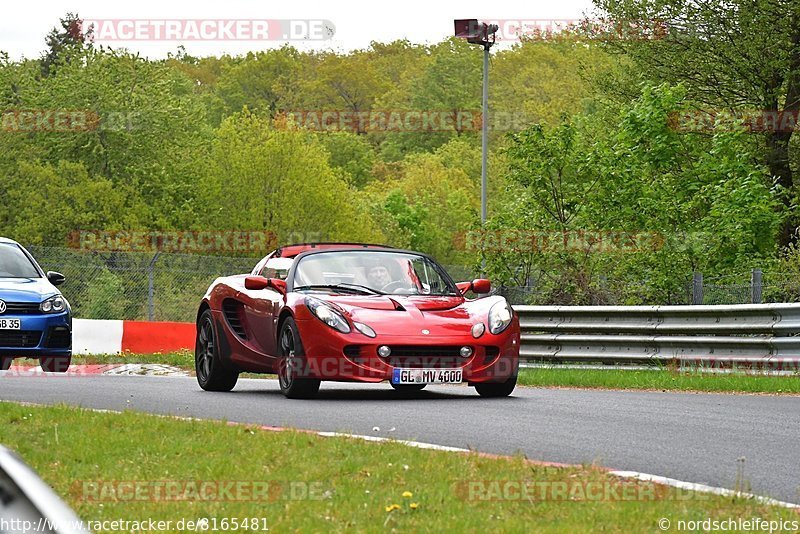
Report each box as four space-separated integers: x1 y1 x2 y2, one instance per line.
366 263 393 290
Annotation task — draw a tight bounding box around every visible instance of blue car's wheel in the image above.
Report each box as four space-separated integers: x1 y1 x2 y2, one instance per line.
0 357 11 371
40 356 70 373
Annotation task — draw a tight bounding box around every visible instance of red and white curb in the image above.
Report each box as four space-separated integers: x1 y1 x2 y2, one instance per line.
74 319 195 355
1 364 188 377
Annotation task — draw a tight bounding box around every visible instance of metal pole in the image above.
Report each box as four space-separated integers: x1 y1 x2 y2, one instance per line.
481 43 489 224
147 252 160 321
692 272 703 305
751 268 763 304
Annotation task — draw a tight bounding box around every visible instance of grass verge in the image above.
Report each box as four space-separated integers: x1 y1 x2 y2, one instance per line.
517 367 800 394
0 402 796 532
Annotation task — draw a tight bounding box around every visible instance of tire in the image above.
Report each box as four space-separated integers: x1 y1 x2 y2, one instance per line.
390 383 426 392
0 357 12 371
40 355 71 373
277 317 320 399
475 374 517 398
196 309 239 392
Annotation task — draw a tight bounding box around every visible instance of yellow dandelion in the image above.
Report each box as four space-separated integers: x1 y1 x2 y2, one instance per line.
410 502 419 510
385 504 401 512
402 491 413 498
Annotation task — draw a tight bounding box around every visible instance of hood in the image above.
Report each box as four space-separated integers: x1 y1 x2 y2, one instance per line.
0 277 58 303
314 294 493 337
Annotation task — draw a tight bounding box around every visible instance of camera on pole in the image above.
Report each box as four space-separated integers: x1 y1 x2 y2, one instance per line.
454 19 499 49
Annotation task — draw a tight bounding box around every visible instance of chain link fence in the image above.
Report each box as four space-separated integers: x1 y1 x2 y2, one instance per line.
30 247 257 323
27 247 800 320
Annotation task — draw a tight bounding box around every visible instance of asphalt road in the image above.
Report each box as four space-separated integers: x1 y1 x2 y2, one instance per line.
1 374 798 503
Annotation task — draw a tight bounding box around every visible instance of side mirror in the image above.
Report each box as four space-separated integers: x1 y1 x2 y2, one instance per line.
267 278 287 295
457 279 492 295
244 276 287 295
471 278 491 294
456 281 472 295
244 276 270 290
46 271 66 286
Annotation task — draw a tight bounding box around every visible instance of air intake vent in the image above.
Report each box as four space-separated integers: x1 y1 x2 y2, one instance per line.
222 300 247 339
44 327 71 349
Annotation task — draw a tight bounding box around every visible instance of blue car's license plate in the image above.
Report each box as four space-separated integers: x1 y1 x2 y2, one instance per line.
0 319 21 330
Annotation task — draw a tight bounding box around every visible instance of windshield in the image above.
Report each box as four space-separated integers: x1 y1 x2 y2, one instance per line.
0 243 40 278
293 251 458 296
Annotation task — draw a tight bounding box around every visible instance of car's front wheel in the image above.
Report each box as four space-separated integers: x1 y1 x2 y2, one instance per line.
40 356 71 373
0 357 12 371
278 317 320 399
474 374 517 398
196 309 239 392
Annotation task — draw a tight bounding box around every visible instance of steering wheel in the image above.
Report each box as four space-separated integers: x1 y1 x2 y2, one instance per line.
381 281 408 294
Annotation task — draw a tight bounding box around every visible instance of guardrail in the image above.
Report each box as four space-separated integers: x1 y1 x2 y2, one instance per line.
514 303 800 366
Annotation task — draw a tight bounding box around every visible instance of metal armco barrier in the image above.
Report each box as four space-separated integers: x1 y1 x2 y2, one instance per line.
513 303 800 366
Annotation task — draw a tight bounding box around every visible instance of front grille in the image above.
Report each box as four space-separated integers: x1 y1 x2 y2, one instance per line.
386 346 464 358
1 302 41 315
44 327 71 349
0 330 41 348
381 346 469 369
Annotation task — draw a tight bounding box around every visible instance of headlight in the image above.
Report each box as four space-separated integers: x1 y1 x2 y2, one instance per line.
41 295 67 314
305 297 351 334
488 300 513 335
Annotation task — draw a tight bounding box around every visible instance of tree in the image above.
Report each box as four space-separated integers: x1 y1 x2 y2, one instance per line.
594 0 800 247
198 112 383 243
41 12 92 77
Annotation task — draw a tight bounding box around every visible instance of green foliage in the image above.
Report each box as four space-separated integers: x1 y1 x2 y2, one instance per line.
485 83 784 304
82 268 129 319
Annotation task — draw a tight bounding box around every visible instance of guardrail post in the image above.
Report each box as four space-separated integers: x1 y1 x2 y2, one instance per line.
751 268 763 304
692 272 703 305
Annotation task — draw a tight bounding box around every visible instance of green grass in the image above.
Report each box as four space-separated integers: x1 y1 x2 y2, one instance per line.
0 402 796 532
518 366 800 394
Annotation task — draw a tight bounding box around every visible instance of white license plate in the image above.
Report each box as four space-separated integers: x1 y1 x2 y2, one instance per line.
0 319 21 330
391 368 462 385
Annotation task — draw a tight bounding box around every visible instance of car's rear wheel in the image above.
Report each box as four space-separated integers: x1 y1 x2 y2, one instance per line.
40 356 71 373
278 317 320 399
0 357 12 371
390 383 426 392
474 374 517 398
196 309 239 392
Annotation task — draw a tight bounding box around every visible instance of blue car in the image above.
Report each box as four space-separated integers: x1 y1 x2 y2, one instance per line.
0 238 71 372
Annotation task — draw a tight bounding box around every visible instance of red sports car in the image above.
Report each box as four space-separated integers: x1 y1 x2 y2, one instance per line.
195 243 520 398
